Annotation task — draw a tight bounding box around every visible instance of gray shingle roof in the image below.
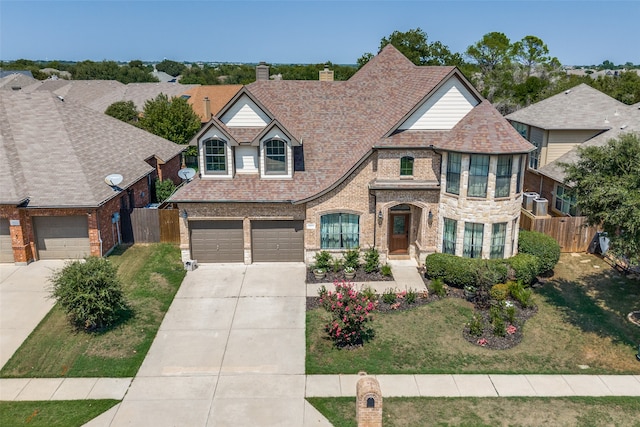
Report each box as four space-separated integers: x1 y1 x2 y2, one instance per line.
505 83 628 130
171 45 533 204
0 73 39 90
0 91 184 207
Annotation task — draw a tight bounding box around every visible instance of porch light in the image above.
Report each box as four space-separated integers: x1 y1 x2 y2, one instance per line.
378 210 383 221
428 210 433 225
181 209 188 219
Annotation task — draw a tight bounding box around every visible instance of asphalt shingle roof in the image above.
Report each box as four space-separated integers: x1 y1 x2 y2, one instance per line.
171 45 534 204
182 85 243 122
0 91 184 207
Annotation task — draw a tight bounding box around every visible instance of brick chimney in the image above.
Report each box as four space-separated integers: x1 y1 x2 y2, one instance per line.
319 64 334 82
256 62 270 81
203 97 211 121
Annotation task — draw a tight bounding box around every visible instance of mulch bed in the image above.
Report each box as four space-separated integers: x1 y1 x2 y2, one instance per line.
462 304 538 350
305 267 394 284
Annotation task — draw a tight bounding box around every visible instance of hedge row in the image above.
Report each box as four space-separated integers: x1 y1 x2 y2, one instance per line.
425 231 560 288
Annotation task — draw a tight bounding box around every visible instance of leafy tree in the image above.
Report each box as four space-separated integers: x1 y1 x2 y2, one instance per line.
465 32 512 75
562 133 640 264
138 93 200 145
50 257 128 331
358 27 463 68
512 35 551 77
155 179 177 202
105 100 139 124
155 59 186 77
70 60 158 83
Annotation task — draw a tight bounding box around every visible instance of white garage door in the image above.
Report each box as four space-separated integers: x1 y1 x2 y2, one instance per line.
33 216 91 260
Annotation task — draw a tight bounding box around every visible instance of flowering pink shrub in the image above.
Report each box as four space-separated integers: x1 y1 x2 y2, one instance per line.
506 324 517 335
477 338 488 346
320 280 377 347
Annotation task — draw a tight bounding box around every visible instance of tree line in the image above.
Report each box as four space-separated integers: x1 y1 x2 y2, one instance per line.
2 28 639 111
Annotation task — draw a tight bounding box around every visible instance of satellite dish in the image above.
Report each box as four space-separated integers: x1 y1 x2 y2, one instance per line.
178 168 196 181
105 174 124 187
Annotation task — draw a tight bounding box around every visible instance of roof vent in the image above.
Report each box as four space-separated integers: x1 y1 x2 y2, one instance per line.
57 95 64 102
11 86 21 91
620 124 628 129
564 89 571 94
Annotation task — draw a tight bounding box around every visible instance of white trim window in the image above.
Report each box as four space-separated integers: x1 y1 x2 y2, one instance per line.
203 139 228 174
264 139 287 175
554 184 578 216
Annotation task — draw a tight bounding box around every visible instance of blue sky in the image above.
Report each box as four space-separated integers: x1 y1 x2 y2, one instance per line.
1 1 638 66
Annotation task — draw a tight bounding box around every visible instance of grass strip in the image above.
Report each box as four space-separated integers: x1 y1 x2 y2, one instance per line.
0 400 119 427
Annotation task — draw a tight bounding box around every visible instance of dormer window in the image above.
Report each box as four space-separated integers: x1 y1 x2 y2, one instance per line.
400 156 414 176
264 139 287 175
204 139 227 174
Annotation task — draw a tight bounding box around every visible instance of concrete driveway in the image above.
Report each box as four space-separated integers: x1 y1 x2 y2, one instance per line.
0 260 66 369
94 263 329 427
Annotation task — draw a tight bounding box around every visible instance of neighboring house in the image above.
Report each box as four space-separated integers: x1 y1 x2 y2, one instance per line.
181 85 243 123
0 91 184 264
506 83 640 217
170 45 534 265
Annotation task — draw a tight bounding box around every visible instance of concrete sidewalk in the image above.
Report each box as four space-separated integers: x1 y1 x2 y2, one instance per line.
0 377 132 401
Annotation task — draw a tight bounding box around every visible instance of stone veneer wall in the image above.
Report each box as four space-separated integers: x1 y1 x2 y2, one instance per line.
438 152 525 258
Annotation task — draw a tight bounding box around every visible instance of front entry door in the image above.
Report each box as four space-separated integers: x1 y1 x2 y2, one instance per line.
389 213 410 254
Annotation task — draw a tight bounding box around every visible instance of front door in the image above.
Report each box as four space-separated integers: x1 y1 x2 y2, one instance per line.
389 213 410 254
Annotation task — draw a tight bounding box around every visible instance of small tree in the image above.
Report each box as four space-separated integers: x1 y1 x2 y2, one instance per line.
50 257 127 331
138 93 201 145
105 100 139 124
155 179 176 203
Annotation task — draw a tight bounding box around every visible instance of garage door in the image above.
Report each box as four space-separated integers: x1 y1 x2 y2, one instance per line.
190 220 244 263
251 220 304 262
33 216 90 260
0 219 13 263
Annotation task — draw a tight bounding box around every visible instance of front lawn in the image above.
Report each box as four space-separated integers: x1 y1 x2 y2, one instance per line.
306 253 640 374
0 244 185 378
307 396 640 427
0 400 119 427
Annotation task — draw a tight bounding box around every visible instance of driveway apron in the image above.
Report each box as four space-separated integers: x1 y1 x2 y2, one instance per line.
108 263 311 427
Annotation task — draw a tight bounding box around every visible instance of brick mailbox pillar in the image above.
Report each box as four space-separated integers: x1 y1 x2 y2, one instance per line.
356 373 382 427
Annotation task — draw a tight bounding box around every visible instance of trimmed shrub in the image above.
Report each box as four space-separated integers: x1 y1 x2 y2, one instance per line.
509 281 534 308
343 248 360 270
380 264 392 277
363 247 380 273
425 254 508 289
382 288 397 304
507 253 539 285
313 251 333 271
518 230 561 274
490 283 510 301
430 278 447 298
50 257 127 331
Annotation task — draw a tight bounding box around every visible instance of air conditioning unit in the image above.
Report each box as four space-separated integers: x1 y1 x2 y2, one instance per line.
523 192 539 210
532 198 548 217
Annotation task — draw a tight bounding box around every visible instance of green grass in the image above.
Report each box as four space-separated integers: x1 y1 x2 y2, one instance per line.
0 400 119 427
308 396 640 427
0 244 186 378
307 253 640 375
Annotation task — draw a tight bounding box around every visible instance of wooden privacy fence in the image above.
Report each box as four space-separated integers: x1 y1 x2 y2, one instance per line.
130 208 180 244
519 209 599 253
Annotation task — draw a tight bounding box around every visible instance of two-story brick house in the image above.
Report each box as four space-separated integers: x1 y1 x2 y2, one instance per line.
170 46 535 265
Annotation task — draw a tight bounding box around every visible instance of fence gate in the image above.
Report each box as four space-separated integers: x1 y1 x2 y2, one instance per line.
129 208 180 244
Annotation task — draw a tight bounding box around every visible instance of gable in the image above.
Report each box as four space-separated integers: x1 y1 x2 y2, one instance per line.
398 76 479 131
220 94 270 127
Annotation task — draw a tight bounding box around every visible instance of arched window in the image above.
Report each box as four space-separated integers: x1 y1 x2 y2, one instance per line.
204 139 227 174
265 139 287 174
400 156 414 176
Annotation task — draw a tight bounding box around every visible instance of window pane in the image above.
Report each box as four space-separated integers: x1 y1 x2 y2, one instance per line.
468 155 489 197
490 223 507 259
400 156 414 176
446 153 461 195
495 156 512 198
204 140 226 173
265 140 286 174
320 213 359 249
463 222 484 258
442 218 457 255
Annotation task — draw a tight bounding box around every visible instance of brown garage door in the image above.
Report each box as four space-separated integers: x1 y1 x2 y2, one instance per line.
0 218 14 263
251 220 304 262
33 216 90 260
190 220 244 263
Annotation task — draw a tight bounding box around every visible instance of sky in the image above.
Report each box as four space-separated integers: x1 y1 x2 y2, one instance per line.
1 0 639 66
